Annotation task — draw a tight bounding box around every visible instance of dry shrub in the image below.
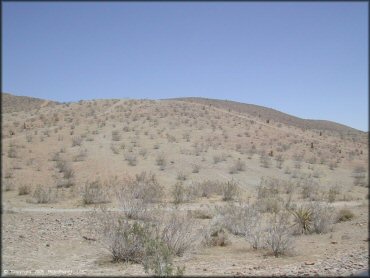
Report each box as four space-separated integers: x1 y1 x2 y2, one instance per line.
3 180 14 191
191 164 200 173
309 202 334 234
71 136 83 147
300 179 321 201
259 197 285 213
336 208 355 222
233 159 246 171
187 209 213 219
116 172 163 219
202 225 230 247
111 130 122 141
265 212 294 257
256 177 283 198
192 180 223 198
221 180 239 201
32 185 57 203
158 213 197 256
156 152 167 168
327 184 341 203
352 166 367 187
172 182 195 205
87 209 189 275
176 171 187 181
81 178 111 204
124 152 138 166
214 203 262 246
18 184 31 195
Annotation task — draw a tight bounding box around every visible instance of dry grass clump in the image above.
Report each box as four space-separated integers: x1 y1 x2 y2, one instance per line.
176 171 187 181
221 180 239 201
18 184 31 195
213 153 227 164
73 148 88 162
191 164 200 173
111 130 122 141
336 208 355 222
260 153 271 168
3 180 15 191
71 136 83 147
352 166 367 187
187 209 213 219
155 152 167 170
327 184 341 203
124 152 138 166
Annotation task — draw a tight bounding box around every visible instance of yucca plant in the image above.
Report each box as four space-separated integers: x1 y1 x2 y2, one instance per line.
290 205 313 234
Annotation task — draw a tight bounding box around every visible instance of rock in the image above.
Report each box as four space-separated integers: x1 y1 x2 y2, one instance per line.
331 241 338 244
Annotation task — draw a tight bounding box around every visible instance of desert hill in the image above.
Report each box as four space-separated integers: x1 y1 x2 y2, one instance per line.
2 92 58 114
2 93 368 276
171 97 365 136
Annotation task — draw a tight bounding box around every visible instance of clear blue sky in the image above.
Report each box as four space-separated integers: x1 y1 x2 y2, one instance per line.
3 2 368 131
